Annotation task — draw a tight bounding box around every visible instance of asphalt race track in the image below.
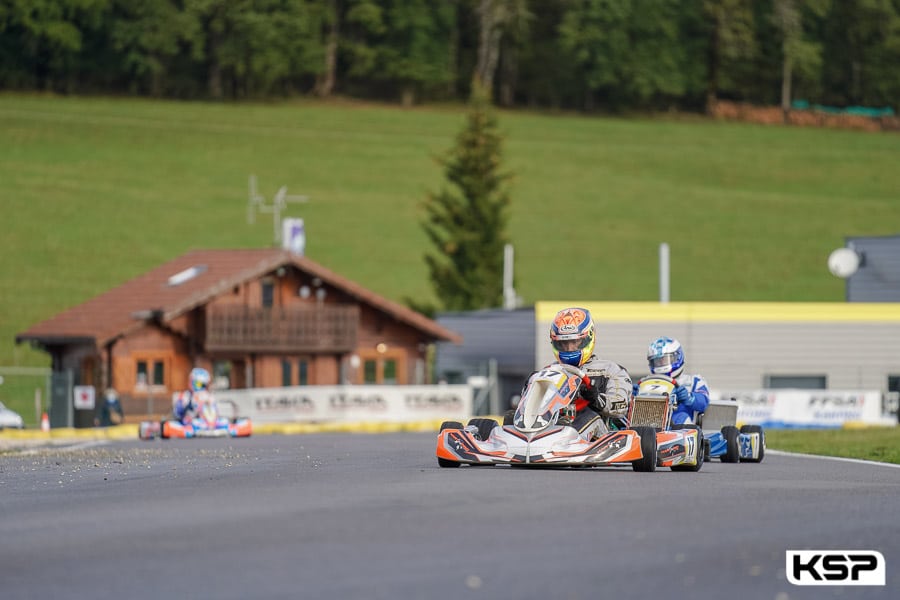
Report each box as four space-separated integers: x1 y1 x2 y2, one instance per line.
1 432 897 600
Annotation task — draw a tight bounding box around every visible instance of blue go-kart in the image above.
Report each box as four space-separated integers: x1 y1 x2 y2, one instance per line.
699 399 765 463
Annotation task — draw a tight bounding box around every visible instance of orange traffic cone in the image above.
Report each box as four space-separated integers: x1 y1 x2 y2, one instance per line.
40 412 50 432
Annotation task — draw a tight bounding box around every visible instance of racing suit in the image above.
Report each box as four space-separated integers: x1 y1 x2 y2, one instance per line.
173 389 214 424
671 372 710 425
564 355 633 439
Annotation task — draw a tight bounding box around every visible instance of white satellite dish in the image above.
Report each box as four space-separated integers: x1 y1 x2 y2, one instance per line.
827 248 860 278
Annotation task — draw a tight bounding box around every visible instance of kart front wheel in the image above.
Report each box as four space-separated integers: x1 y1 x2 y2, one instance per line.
721 425 740 463
631 426 657 472
740 424 765 463
438 421 464 468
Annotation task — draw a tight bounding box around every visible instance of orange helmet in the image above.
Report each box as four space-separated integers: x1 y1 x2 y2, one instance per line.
550 307 595 367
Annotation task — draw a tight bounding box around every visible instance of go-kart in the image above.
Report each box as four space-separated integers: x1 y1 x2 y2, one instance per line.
139 394 252 440
629 375 706 471
436 363 659 470
698 398 765 463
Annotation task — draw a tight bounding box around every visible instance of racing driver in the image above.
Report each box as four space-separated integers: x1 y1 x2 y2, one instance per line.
173 367 214 424
645 336 710 425
548 307 633 439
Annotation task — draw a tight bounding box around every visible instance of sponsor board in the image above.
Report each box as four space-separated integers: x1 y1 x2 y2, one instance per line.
217 384 472 424
710 389 887 427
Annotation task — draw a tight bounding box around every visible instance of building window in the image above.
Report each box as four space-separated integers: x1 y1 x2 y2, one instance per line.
262 280 274 308
383 359 397 384
764 375 826 389
136 361 148 387
888 376 900 393
136 358 166 390
357 350 405 384
213 361 231 390
281 359 292 386
363 359 377 383
298 360 308 386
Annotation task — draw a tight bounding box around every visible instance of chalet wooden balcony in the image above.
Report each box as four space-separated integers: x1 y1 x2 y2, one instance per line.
205 305 359 353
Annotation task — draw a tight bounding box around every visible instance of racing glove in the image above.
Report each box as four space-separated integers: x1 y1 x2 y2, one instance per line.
579 377 606 411
674 385 693 407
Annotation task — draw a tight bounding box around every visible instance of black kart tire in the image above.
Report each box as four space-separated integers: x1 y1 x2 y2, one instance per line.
631 426 658 472
740 424 766 463
159 420 169 439
670 424 704 472
503 409 516 426
721 425 740 463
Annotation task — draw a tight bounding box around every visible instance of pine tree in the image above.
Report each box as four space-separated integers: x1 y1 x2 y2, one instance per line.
421 85 512 312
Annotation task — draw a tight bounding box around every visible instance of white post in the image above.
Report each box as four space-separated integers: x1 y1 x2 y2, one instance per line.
503 244 516 309
659 243 670 303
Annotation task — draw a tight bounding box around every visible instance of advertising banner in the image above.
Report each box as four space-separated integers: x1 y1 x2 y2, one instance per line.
711 389 890 428
217 384 473 424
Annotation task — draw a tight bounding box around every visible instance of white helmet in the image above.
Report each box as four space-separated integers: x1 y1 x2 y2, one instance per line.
647 337 685 378
189 367 211 391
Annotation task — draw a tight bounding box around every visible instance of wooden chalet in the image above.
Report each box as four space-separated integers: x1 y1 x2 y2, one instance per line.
16 249 461 422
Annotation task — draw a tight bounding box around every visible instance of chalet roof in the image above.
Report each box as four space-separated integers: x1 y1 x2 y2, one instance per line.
16 248 461 348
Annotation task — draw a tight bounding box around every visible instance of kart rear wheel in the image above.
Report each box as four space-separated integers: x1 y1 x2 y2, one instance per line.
503 409 516 426
467 417 498 441
438 421 464 468
740 424 765 463
631 426 657 472
721 425 740 463
670 424 704 472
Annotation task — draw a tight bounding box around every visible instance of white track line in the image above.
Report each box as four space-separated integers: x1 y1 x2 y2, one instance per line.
768 449 900 469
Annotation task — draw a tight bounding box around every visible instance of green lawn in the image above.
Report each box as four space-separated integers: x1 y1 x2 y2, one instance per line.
2 93 900 422
766 427 900 464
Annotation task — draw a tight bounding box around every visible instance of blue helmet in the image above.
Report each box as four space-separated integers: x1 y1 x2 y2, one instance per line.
647 337 685 378
189 367 211 391
550 307 595 367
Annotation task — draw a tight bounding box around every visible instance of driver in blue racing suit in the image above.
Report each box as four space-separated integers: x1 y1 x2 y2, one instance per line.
173 367 213 424
547 307 633 439
645 337 709 425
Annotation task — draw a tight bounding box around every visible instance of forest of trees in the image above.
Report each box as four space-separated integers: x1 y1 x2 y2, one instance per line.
2 0 899 114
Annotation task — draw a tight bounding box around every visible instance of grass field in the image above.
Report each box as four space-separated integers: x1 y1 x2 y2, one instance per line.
765 427 900 465
2 93 900 424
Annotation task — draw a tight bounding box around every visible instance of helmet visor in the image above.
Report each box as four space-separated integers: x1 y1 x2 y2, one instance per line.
552 335 591 353
649 354 676 371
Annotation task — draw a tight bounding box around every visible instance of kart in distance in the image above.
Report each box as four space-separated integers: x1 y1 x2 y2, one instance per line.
139 395 251 440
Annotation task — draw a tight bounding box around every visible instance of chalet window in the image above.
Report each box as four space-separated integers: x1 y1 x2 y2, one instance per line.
363 359 377 383
281 359 292 386
356 349 405 385
383 359 397 384
298 360 308 386
136 358 165 389
262 280 274 308
137 361 148 387
213 361 231 389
